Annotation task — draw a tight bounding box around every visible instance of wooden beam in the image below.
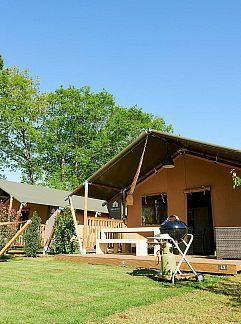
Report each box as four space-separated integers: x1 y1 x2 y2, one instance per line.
0 221 25 226
69 196 83 253
16 202 25 222
8 195 13 212
90 182 121 191
83 181 89 254
124 152 180 193
0 220 32 257
8 195 14 221
185 151 241 170
43 209 61 254
184 186 211 194
1 196 10 206
126 135 149 206
0 195 9 200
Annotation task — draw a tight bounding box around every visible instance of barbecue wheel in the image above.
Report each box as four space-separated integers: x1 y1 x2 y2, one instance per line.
196 273 204 282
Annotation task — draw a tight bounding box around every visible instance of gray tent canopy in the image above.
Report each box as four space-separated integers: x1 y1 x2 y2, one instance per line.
0 179 108 214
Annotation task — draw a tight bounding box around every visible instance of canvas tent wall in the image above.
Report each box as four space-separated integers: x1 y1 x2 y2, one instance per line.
70 130 241 257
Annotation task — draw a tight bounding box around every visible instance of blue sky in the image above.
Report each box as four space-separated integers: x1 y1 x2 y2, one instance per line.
1 1 241 181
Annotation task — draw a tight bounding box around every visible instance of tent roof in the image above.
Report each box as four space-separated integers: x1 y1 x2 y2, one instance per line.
0 180 108 213
71 130 241 200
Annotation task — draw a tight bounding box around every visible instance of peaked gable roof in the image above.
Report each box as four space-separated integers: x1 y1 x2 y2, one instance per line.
71 130 241 200
0 180 108 214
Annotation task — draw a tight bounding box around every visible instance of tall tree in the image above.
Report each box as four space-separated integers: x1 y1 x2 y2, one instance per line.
0 59 173 189
0 55 4 70
40 86 173 190
0 55 4 177
40 86 120 189
0 65 46 183
92 105 173 169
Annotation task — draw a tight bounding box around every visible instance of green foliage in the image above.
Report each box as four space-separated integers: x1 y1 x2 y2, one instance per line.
53 207 77 254
0 59 173 188
231 169 241 188
0 64 46 183
233 176 241 187
23 211 41 257
0 203 18 248
40 86 173 190
0 55 3 70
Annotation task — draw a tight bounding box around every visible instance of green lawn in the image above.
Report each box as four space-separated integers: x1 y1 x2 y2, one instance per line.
0 256 240 323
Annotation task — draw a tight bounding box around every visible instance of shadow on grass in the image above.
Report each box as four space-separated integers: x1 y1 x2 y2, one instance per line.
200 279 241 307
129 268 160 281
0 255 29 262
129 268 196 286
130 268 241 308
0 254 13 262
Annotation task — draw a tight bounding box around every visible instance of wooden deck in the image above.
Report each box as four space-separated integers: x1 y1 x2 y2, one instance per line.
56 253 241 275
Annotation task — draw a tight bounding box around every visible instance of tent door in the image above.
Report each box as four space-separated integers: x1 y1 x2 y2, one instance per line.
187 191 215 255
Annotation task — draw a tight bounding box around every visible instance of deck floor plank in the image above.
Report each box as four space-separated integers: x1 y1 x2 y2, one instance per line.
56 253 241 275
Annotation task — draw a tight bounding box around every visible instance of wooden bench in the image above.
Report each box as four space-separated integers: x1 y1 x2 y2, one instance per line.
96 238 148 256
96 226 160 256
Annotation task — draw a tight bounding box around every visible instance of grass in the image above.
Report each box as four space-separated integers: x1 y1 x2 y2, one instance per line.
0 256 241 323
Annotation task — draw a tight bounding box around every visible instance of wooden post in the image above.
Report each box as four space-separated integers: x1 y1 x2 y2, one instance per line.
0 220 32 257
126 135 148 206
43 209 61 254
16 202 24 221
95 212 99 247
8 196 13 220
69 196 83 253
83 181 89 254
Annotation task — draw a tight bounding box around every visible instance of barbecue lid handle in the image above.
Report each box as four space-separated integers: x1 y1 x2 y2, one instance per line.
167 215 180 221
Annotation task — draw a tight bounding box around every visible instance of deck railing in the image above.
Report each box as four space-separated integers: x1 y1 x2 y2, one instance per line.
85 217 126 249
14 218 125 250
39 224 47 246
14 224 47 247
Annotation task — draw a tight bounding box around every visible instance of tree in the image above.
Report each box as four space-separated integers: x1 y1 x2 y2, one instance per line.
0 55 4 178
92 105 173 170
0 203 18 248
0 58 173 189
40 86 173 190
0 55 3 70
23 211 41 257
39 86 114 189
53 207 77 254
0 65 46 183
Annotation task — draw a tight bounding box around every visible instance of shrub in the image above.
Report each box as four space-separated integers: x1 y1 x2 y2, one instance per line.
23 211 41 257
53 207 77 254
0 203 18 248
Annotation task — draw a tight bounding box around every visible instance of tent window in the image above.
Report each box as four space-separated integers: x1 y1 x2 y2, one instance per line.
21 209 30 221
141 194 167 225
48 206 58 218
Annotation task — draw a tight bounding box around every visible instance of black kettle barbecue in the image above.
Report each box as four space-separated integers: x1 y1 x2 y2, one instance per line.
160 215 188 242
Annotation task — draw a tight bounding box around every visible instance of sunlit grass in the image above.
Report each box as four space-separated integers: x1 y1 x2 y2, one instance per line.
0 256 240 323
105 274 241 323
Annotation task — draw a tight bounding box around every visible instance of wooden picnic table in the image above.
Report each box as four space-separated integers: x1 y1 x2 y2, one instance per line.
97 226 160 256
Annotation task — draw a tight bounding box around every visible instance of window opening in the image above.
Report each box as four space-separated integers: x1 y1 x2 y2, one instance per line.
141 194 167 225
